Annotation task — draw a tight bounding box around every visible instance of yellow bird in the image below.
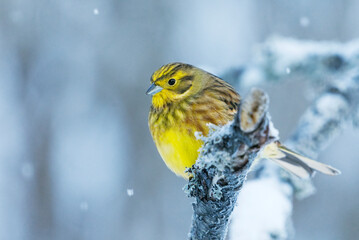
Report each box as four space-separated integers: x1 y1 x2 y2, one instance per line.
147 63 340 179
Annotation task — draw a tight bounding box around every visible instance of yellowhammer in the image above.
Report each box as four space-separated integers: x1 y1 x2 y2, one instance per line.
147 63 340 179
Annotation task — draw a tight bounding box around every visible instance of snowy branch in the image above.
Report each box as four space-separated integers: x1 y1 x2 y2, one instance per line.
226 37 359 240
184 89 274 240
223 36 359 94
184 37 359 240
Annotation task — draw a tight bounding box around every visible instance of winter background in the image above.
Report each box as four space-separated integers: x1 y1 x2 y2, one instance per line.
0 0 358 240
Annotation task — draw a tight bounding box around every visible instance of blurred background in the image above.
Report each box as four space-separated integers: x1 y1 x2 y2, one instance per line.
0 0 358 239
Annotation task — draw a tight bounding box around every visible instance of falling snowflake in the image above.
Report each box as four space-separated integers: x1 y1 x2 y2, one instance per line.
286 67 291 74
127 189 134 196
93 8 99 15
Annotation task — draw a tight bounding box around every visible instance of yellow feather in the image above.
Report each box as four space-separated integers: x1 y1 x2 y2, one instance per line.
154 127 203 178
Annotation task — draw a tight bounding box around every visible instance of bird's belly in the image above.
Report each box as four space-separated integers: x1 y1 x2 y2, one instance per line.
155 127 203 178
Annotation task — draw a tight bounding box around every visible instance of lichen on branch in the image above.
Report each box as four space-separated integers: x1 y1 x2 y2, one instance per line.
185 89 275 240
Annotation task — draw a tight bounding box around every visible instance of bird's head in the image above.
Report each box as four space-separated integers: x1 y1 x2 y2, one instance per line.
146 63 211 109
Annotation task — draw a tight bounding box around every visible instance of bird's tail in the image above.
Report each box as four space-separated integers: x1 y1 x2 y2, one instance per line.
260 142 341 178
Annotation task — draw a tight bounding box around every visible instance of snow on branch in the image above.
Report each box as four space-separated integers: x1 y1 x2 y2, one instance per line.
184 89 275 240
230 72 359 240
225 37 359 240
286 73 359 158
223 36 359 93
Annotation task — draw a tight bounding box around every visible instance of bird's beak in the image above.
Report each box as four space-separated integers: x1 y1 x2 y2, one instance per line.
146 83 163 95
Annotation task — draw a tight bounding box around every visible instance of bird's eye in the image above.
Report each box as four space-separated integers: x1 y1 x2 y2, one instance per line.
168 79 176 86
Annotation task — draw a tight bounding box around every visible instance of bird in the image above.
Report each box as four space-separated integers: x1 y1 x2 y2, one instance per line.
147 62 340 179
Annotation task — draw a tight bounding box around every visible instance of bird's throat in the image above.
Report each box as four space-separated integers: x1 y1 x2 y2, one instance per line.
152 93 168 109
152 91 179 110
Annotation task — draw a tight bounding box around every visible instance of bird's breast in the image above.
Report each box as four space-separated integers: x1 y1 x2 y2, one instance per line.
154 126 203 178
149 103 209 178
149 94 237 178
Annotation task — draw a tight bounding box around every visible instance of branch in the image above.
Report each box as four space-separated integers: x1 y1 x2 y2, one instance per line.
227 38 359 240
185 37 359 240
223 36 359 95
184 89 274 240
